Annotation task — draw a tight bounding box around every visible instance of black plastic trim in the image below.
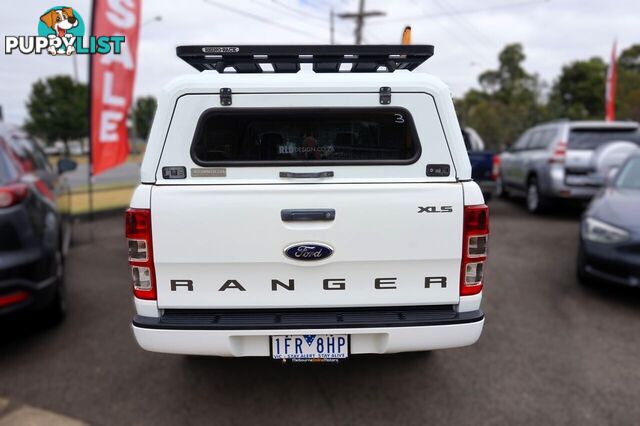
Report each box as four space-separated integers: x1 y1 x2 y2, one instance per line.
281 209 335 222
176 45 434 73
279 171 334 178
133 306 484 331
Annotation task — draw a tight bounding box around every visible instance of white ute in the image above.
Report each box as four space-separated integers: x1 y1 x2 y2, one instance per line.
128 45 489 360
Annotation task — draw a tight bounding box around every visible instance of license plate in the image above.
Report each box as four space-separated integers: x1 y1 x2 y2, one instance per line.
271 334 348 360
566 174 601 186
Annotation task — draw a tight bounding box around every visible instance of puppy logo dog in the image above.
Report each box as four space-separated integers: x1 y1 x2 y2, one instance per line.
39 7 79 55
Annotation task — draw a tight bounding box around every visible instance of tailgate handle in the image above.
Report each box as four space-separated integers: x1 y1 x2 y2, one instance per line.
281 209 335 222
279 171 334 178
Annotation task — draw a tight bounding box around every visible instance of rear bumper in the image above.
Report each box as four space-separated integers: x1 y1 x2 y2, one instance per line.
0 276 58 315
548 167 599 200
132 308 484 356
0 249 58 316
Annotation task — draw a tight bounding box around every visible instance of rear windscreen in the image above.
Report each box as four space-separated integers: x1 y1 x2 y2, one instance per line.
191 108 420 166
0 142 19 185
616 157 640 189
568 128 640 150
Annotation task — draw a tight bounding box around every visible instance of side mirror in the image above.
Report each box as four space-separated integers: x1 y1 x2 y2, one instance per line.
57 158 77 174
606 167 619 186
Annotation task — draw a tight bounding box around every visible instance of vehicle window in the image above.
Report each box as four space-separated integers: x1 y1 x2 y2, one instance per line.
461 129 472 151
527 131 542 150
27 140 52 172
615 157 640 189
513 131 531 150
543 129 558 148
568 128 640 150
6 137 37 172
0 140 19 184
530 129 555 150
191 108 420 165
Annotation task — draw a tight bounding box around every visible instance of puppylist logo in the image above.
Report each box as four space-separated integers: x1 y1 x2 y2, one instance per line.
5 6 124 56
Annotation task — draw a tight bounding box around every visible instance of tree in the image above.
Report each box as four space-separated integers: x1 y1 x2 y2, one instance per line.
619 44 640 74
548 58 606 120
24 75 88 155
131 96 157 141
456 43 547 149
478 44 537 102
617 44 640 122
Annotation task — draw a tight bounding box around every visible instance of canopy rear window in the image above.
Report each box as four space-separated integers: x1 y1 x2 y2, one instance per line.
568 128 640 150
191 108 420 166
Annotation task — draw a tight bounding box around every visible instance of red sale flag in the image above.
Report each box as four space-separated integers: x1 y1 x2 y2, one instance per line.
605 40 617 122
89 0 140 175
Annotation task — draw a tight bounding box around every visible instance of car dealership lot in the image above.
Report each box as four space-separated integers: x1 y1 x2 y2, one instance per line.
1 200 639 426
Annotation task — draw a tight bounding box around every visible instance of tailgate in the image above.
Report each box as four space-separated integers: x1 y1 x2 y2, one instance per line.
152 183 463 308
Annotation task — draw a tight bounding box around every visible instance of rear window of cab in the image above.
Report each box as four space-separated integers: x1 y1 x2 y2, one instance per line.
190 108 421 166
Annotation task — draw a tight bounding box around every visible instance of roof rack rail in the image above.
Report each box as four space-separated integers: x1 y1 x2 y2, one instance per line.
176 45 434 73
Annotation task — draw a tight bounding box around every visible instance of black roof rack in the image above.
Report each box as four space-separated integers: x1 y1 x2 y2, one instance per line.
176 45 434 73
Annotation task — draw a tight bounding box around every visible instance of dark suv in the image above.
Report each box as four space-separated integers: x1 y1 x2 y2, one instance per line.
0 124 76 321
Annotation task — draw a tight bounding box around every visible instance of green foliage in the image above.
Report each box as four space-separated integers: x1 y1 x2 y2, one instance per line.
132 96 157 141
456 43 640 150
456 43 547 149
548 57 606 120
24 75 88 153
619 44 640 73
618 45 640 122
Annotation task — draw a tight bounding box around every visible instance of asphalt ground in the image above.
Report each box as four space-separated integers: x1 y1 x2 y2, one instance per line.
1 199 639 425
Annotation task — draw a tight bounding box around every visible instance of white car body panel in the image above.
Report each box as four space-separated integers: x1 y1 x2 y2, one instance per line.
133 319 484 357
141 71 471 183
152 183 464 309
154 92 457 185
130 66 485 357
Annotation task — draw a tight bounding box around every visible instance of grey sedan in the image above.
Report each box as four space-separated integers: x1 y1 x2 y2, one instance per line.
577 155 640 287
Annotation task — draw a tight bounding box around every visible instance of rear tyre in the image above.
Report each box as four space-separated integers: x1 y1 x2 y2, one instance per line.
526 177 549 214
40 250 67 324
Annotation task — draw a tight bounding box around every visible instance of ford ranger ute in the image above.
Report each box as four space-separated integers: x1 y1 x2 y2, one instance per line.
128 45 489 360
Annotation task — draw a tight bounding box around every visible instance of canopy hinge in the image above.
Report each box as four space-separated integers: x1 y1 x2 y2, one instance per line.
379 87 391 105
220 88 232 106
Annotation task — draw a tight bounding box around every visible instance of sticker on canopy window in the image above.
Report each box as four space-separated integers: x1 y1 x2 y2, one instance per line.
191 168 226 177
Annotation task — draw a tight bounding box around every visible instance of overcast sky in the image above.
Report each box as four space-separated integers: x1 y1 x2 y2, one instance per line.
1 0 638 124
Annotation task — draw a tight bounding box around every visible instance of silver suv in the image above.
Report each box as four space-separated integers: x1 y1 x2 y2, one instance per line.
497 120 640 213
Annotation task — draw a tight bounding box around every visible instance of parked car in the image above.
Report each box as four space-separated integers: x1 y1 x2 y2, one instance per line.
577 155 640 288
0 124 76 321
128 45 488 360
463 127 498 201
497 120 640 213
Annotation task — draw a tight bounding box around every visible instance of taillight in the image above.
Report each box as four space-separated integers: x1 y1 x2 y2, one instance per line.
491 155 500 181
0 290 30 307
549 141 567 164
125 208 156 300
460 204 489 296
0 183 28 208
